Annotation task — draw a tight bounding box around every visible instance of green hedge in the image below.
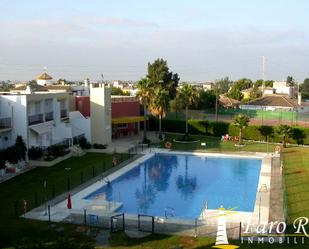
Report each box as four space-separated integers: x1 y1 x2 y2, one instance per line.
148 116 309 144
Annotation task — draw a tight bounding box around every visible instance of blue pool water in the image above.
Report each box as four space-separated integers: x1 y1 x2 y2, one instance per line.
85 153 262 218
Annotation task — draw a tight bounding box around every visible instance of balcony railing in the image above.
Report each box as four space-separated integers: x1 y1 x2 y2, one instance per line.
0 117 11 129
28 114 44 125
60 109 68 118
45 112 54 122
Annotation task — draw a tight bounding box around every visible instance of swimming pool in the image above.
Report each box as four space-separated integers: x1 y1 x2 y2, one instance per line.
84 153 262 219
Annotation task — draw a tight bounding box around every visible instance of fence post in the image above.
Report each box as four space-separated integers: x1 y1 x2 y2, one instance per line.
102 161 106 172
84 209 87 226
152 216 154 233
14 201 18 217
34 192 38 206
80 172 84 184
122 213 125 231
48 205 51 223
239 222 242 240
67 177 70 191
52 184 55 198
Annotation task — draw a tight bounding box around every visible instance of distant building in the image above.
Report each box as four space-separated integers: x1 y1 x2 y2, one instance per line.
273 81 296 97
36 72 53 86
219 95 240 109
240 94 309 112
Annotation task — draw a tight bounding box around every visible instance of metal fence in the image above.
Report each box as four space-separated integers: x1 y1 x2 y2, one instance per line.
15 147 141 219
167 109 309 127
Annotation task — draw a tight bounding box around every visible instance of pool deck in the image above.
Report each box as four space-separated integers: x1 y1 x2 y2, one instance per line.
24 149 283 238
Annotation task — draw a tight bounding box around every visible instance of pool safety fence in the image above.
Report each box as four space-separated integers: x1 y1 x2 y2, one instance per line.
14 150 141 219
32 205 243 239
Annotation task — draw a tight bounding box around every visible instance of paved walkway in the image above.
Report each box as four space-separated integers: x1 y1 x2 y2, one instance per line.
101 131 161 153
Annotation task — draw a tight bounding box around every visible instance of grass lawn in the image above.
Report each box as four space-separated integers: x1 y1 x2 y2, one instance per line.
1 137 309 248
0 152 130 248
162 133 272 153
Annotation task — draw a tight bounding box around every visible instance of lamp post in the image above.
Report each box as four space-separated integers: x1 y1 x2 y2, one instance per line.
43 179 47 216
215 83 220 122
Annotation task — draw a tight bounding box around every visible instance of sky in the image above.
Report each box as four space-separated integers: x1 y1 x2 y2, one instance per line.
0 0 308 82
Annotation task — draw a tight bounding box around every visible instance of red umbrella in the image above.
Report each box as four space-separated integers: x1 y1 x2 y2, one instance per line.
67 192 72 209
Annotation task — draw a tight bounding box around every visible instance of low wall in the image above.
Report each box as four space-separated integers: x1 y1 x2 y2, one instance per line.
29 151 73 167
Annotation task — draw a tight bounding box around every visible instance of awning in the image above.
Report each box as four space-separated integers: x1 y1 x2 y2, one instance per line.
112 116 147 125
30 124 51 135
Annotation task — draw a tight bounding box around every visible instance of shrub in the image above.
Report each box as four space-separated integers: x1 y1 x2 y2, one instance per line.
85 142 92 149
78 137 87 148
211 121 229 137
0 150 5 169
93 143 106 149
28 147 43 160
292 127 306 145
5 146 21 164
48 145 67 158
15 135 27 160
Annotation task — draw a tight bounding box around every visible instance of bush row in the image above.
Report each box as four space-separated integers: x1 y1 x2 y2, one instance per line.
148 116 309 145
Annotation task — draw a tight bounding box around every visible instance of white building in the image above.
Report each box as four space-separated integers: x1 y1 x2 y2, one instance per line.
0 91 90 150
273 81 296 96
36 72 53 86
90 83 111 145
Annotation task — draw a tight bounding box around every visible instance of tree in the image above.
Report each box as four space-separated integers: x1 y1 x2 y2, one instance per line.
149 88 170 139
228 87 243 101
111 87 129 96
258 125 274 142
255 79 274 88
227 78 252 101
145 58 179 138
177 84 199 134
277 125 292 148
292 128 306 145
233 114 250 145
197 90 216 109
147 58 179 100
214 77 232 94
249 84 262 100
15 136 27 160
136 78 153 143
287 76 295 87
301 78 309 99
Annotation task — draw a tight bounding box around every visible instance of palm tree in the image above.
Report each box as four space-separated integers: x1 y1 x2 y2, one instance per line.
277 125 292 148
177 84 198 135
149 88 169 139
136 78 152 143
233 114 250 145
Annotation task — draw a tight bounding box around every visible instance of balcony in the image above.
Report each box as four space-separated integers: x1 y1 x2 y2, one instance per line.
0 117 11 131
45 112 54 122
28 114 44 125
60 109 68 119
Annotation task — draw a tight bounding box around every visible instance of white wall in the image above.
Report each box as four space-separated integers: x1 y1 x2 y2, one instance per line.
69 111 91 142
90 84 111 145
0 95 28 148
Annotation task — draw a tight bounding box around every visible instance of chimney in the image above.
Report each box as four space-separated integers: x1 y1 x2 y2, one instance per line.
298 92 302 105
